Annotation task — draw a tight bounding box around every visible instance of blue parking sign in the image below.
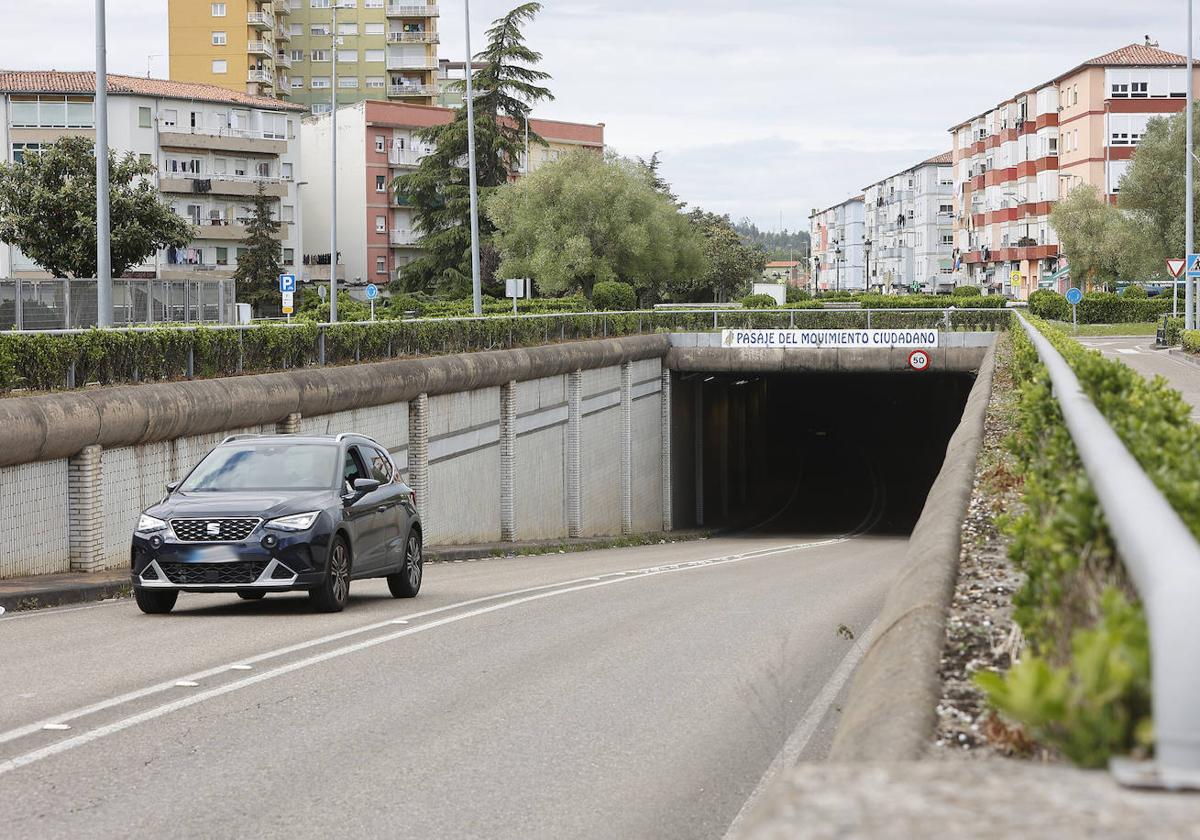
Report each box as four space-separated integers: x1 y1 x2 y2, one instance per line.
1065 287 1083 305
365 284 379 300
279 274 297 293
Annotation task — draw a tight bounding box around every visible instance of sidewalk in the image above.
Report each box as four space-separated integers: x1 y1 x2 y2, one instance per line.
741 759 1200 839
0 531 706 613
1076 335 1200 423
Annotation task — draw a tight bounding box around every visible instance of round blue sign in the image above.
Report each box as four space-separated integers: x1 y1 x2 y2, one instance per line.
365 284 379 300
1065 287 1083 305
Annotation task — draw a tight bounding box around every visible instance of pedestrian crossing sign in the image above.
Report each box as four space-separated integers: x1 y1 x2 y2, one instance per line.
1188 254 1200 277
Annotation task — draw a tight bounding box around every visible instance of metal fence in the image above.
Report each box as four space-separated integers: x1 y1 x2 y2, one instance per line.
1018 314 1200 785
0 278 237 330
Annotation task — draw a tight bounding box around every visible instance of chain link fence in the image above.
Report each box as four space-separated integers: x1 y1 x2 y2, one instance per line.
0 278 237 330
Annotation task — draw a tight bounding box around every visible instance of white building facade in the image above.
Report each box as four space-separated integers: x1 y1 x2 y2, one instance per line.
809 196 866 292
863 152 955 293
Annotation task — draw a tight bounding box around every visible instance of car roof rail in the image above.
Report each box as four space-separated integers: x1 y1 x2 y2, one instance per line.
220 434 262 445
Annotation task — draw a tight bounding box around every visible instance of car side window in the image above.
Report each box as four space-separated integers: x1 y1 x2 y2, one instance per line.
343 448 367 491
363 445 394 484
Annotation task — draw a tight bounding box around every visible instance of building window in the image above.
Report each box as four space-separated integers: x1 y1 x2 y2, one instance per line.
291 49 304 62
138 106 152 128
312 103 332 114
311 23 330 36
282 162 293 179
376 256 387 274
311 77 331 89
311 0 330 7
283 248 295 265
375 216 386 233
1131 81 1149 98
376 175 386 191
365 76 385 88
311 49 330 62
338 77 359 88
212 31 226 45
216 247 229 266
11 95 94 128
364 0 383 6
140 153 152 165
291 77 305 88
375 136 386 153
211 2 226 15
365 22 384 35
338 23 358 35
337 50 357 63
212 59 228 74
364 49 384 63
162 108 177 127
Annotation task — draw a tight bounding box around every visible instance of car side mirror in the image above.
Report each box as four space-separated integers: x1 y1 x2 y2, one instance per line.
166 481 180 494
353 478 381 495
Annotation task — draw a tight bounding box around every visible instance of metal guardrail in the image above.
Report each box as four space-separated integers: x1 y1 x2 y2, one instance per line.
1017 313 1200 785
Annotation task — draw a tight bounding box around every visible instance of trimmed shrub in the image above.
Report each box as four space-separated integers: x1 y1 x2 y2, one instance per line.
1075 292 1171 324
785 286 811 303
741 294 779 309
1028 289 1070 320
1183 329 1200 354
952 285 982 297
591 281 637 312
1121 284 1148 299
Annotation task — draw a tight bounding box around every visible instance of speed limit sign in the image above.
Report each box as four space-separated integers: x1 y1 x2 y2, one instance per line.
908 349 931 372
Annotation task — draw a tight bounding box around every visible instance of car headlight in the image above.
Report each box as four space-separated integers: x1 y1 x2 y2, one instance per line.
266 511 321 532
136 513 168 533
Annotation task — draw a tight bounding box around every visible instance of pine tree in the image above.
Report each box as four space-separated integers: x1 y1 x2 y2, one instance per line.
393 2 552 297
234 184 283 316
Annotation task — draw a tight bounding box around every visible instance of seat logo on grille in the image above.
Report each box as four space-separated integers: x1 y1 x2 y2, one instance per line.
206 522 222 536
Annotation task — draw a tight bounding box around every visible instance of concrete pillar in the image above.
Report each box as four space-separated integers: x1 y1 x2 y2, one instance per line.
68 445 103 572
567 370 583 538
620 361 633 536
276 412 301 435
718 387 730 519
408 393 429 531
660 367 673 532
694 379 704 527
500 380 517 542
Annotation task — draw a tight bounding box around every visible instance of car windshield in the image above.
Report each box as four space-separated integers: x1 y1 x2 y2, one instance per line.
179 444 339 492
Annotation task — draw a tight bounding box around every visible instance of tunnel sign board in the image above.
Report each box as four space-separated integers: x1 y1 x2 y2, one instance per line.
721 329 939 349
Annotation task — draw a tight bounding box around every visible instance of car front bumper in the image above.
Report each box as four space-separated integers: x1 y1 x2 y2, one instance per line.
131 531 329 593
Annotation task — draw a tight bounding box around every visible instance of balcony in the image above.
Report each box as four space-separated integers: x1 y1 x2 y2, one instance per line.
247 11 274 29
247 69 274 85
388 147 428 166
386 4 439 16
386 55 438 71
247 40 272 56
387 30 439 43
387 83 437 98
158 125 288 155
191 219 290 241
274 0 290 13
277 26 291 41
160 173 289 198
391 229 421 246
275 52 292 68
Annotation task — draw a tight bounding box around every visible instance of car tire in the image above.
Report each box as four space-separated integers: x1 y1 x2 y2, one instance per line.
311 535 351 613
237 591 266 601
135 588 178 614
387 531 422 599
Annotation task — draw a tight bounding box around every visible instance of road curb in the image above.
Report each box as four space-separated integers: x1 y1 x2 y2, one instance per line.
0 531 710 613
826 340 998 761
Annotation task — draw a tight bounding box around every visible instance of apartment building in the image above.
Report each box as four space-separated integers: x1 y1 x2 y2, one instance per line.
300 100 605 285
169 0 440 112
0 72 304 293
862 152 955 293
950 43 1200 297
809 196 866 292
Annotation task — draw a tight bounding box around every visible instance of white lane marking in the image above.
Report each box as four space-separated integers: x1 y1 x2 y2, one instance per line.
721 618 880 840
0 538 846 777
1117 348 1140 355
0 538 845 752
174 681 199 688
41 724 70 732
229 665 252 671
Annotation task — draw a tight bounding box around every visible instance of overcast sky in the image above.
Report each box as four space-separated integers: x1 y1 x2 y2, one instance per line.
2 0 1191 230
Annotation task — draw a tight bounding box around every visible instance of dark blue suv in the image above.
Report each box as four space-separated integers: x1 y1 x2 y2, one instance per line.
130 433 422 614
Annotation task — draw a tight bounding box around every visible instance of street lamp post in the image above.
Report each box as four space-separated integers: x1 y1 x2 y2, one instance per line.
95 0 112 327
835 245 843 293
463 0 483 315
329 3 339 323
864 238 873 292
1187 0 1195 330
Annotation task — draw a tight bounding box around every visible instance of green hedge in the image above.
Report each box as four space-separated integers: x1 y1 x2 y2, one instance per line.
741 294 778 309
979 316 1200 766
1030 289 1171 323
1183 329 1200 354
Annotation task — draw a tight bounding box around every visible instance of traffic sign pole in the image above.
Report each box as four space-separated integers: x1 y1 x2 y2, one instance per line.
1065 286 1083 332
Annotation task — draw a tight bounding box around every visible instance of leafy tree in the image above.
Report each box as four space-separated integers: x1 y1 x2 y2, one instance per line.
1049 185 1125 290
592 281 636 311
485 150 707 302
672 209 766 302
733 218 811 262
393 2 552 297
637 152 680 206
0 136 192 278
234 183 283 316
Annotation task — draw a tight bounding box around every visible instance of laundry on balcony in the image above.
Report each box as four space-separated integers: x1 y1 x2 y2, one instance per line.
192 179 213 194
166 246 203 265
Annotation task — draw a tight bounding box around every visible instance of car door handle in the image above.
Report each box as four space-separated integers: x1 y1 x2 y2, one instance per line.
377 505 388 513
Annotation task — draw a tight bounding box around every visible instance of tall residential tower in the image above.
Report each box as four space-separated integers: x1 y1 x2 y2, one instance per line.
168 0 440 112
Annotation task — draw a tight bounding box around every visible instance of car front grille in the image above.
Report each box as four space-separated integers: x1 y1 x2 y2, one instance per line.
159 561 269 585
170 518 260 542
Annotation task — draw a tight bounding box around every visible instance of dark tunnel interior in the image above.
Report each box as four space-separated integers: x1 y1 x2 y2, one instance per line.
670 371 976 536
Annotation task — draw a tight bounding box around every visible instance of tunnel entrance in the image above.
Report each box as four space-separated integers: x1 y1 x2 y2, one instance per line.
670 371 976 536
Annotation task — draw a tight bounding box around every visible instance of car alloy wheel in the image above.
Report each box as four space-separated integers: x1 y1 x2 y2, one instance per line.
330 541 350 605
406 534 422 590
387 531 422 599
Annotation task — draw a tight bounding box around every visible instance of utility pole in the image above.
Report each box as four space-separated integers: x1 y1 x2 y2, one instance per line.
464 0 483 315
95 0 112 327
329 2 339 323
1188 0 1195 330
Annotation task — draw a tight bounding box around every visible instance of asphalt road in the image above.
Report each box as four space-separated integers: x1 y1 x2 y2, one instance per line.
0 533 905 840
1078 335 1200 422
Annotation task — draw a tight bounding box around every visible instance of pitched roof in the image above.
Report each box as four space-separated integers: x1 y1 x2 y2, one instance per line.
0 71 306 112
863 150 953 191
1076 43 1189 69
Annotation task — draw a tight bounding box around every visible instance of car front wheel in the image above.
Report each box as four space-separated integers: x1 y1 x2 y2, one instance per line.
135 588 178 614
310 536 351 613
387 531 422 598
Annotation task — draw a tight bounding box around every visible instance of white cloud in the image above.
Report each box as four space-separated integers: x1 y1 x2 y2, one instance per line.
1 0 1189 227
